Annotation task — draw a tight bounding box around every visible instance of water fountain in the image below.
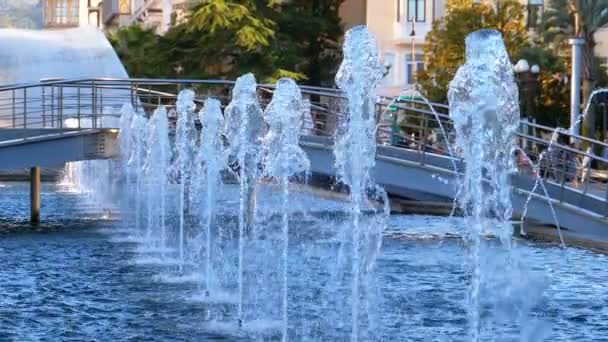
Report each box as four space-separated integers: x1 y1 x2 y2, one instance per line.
143 106 172 254
222 73 266 326
448 29 521 340
129 111 149 236
334 26 386 342
173 89 197 271
118 104 135 229
193 98 227 297
262 78 311 341
44 20 608 340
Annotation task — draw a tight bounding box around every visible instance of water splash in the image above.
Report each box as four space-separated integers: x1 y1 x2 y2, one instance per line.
144 106 172 254
447 29 519 341
173 89 197 271
118 104 135 228
223 73 266 325
334 25 386 342
262 78 311 341
194 98 227 296
128 110 148 236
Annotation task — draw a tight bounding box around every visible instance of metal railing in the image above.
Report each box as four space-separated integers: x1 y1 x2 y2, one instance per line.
1 78 607 218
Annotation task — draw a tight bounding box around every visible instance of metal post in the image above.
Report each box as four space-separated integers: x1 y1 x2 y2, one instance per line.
51 86 55 127
603 103 607 140
42 86 46 127
59 85 63 129
23 88 27 128
92 81 97 128
30 166 41 225
99 86 103 128
77 85 81 129
410 23 416 90
569 38 584 139
11 89 15 128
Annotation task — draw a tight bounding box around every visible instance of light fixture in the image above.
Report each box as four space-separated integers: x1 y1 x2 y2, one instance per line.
531 64 540 74
514 59 530 73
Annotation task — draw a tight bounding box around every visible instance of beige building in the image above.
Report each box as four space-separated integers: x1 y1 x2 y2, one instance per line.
338 0 556 96
102 0 188 33
595 28 608 69
341 0 447 96
43 0 103 28
43 0 186 33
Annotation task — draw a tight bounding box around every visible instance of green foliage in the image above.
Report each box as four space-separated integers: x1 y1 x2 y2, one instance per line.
541 0 608 136
270 0 345 86
518 45 570 126
109 0 344 86
108 25 172 78
418 0 528 103
189 0 276 51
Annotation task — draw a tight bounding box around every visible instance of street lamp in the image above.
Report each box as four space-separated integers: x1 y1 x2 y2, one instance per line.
410 21 416 90
514 59 530 73
530 64 540 74
515 59 541 149
382 60 393 79
515 58 541 117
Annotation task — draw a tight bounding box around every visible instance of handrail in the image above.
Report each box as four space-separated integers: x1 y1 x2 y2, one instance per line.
1 77 606 161
2 77 608 219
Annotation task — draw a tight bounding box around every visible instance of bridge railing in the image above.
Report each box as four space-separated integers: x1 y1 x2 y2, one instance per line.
1 78 607 217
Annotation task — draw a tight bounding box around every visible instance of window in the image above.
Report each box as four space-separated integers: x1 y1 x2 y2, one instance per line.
45 0 79 27
405 54 424 85
407 0 425 22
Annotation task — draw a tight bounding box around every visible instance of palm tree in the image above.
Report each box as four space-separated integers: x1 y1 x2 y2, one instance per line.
543 0 608 137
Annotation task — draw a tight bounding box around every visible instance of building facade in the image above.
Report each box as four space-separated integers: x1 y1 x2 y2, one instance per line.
339 0 608 96
102 0 188 34
42 0 185 33
43 0 102 28
340 0 447 96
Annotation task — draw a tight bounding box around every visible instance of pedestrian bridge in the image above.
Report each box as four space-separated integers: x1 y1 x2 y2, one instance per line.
1 78 607 242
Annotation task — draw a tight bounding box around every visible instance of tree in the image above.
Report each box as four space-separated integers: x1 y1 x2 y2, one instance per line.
418 0 528 103
109 0 344 86
108 25 172 78
518 45 570 126
270 0 345 87
542 0 608 138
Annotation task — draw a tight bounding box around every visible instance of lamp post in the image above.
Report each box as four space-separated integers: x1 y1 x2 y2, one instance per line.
515 59 541 118
569 37 584 139
382 61 393 79
515 59 541 149
410 21 416 90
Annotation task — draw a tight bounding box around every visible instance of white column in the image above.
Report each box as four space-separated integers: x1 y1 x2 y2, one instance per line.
569 37 584 137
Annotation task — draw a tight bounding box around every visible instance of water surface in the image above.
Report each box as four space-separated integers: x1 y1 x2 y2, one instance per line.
1 182 606 341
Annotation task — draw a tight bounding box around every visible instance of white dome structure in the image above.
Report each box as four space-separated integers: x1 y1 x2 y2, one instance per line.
0 26 129 128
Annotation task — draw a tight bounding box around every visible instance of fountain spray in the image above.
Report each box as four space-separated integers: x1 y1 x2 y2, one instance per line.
263 78 311 341
144 106 172 255
173 89 197 272
195 98 226 296
334 26 383 342
128 110 148 236
223 73 266 326
118 104 135 227
448 29 520 341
